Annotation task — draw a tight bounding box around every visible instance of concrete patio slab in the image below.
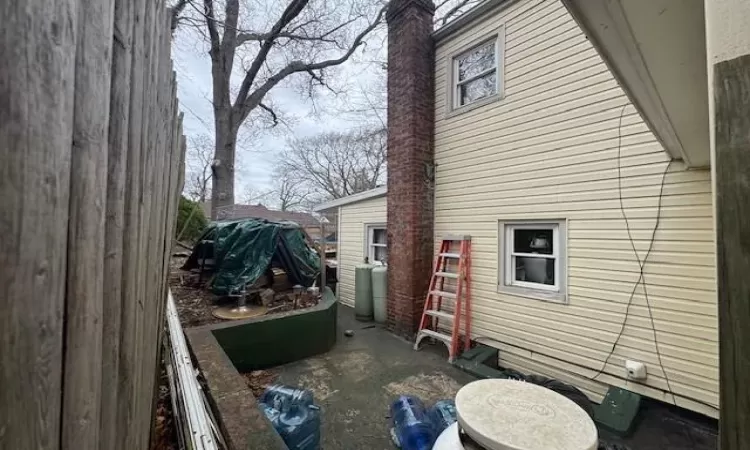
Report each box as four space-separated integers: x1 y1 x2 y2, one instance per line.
187 302 717 450
273 306 475 449
271 305 717 450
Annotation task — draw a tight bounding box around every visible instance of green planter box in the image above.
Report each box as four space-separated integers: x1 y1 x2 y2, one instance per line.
210 288 338 372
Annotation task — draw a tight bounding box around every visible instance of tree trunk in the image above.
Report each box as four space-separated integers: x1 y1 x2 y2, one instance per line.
210 110 237 219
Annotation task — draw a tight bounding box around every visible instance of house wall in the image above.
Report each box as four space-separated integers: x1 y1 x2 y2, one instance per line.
433 0 717 417
337 196 387 307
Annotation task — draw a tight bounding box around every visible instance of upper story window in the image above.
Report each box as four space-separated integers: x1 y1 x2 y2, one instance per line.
452 34 503 110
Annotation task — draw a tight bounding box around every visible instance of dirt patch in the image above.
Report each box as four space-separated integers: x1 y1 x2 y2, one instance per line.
169 254 320 329
384 372 464 404
170 255 223 328
243 370 280 398
150 358 178 450
334 351 376 383
295 358 338 402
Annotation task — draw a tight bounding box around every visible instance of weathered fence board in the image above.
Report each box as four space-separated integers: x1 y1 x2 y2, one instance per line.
117 0 148 446
61 0 115 447
100 0 135 447
1 0 185 447
0 1 78 449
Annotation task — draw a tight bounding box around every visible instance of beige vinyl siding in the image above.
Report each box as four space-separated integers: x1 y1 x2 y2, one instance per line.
336 196 387 307
434 0 718 417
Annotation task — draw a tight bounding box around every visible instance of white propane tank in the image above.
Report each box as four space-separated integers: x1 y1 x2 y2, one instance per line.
371 266 387 323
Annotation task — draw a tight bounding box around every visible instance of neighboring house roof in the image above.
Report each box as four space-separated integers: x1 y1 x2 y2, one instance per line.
313 186 387 212
204 201 320 227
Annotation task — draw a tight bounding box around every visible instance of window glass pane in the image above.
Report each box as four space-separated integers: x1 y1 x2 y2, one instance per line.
513 228 553 255
460 72 497 106
514 256 555 285
457 42 495 81
373 246 387 263
372 228 386 244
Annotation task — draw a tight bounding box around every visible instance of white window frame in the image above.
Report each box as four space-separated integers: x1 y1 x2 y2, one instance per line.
498 219 567 303
447 26 505 115
365 224 387 266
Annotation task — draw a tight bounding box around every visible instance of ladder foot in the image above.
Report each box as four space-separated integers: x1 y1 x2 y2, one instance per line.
414 330 453 360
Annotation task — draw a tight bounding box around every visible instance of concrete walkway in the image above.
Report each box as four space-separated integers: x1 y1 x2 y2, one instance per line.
274 305 474 449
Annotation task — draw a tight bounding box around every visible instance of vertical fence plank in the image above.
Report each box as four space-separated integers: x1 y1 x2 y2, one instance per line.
117 0 148 446
61 0 115 448
0 1 77 449
100 0 134 447
134 2 161 445
150 75 182 441
140 8 171 446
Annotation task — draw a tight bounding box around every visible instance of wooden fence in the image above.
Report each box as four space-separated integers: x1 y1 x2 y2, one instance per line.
0 0 185 449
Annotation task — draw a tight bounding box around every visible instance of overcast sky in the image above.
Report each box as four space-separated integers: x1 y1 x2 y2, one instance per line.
170 0 471 205
171 21 386 201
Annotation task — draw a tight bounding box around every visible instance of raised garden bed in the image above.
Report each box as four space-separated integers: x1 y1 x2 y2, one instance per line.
183 288 338 449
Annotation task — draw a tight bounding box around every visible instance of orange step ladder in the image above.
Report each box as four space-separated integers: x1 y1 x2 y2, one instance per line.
414 235 472 362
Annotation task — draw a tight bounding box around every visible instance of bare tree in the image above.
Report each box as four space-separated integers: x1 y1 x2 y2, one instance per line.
435 0 483 26
185 133 214 202
273 168 313 211
277 128 386 200
332 0 480 125
239 184 272 204
172 0 388 218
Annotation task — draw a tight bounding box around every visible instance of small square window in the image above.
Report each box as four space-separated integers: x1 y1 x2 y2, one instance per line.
451 33 503 110
499 220 567 302
367 225 387 265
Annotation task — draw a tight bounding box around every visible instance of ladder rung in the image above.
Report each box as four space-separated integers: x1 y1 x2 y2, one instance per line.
430 290 456 299
425 309 454 320
439 252 461 258
443 235 472 242
435 271 458 279
416 329 452 344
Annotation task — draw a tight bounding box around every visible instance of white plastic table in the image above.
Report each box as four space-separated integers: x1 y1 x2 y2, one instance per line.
435 379 598 450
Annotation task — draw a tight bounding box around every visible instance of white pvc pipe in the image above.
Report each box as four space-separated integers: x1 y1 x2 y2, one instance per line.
166 290 220 450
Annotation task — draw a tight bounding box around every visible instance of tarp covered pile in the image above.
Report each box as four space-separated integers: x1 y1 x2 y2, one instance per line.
183 219 320 295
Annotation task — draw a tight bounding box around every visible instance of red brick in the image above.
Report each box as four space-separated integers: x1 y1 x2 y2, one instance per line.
386 0 435 339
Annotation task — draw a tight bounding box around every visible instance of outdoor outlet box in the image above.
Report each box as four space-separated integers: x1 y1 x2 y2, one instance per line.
625 360 647 380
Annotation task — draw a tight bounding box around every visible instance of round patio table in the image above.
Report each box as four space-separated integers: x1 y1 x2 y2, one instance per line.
434 379 598 450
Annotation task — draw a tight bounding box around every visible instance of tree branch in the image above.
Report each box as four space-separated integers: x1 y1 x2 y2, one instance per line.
202 0 220 51
235 3 387 121
170 0 189 34
233 0 310 112
439 0 476 25
258 102 279 126
235 15 359 48
220 0 240 59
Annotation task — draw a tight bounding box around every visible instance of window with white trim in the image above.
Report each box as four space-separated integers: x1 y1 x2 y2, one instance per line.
367 226 387 265
452 35 502 109
499 220 567 302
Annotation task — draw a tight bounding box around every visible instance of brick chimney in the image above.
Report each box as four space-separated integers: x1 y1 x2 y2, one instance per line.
386 0 436 338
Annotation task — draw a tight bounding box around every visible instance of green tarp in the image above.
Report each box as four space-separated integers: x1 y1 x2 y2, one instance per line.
183 218 320 295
